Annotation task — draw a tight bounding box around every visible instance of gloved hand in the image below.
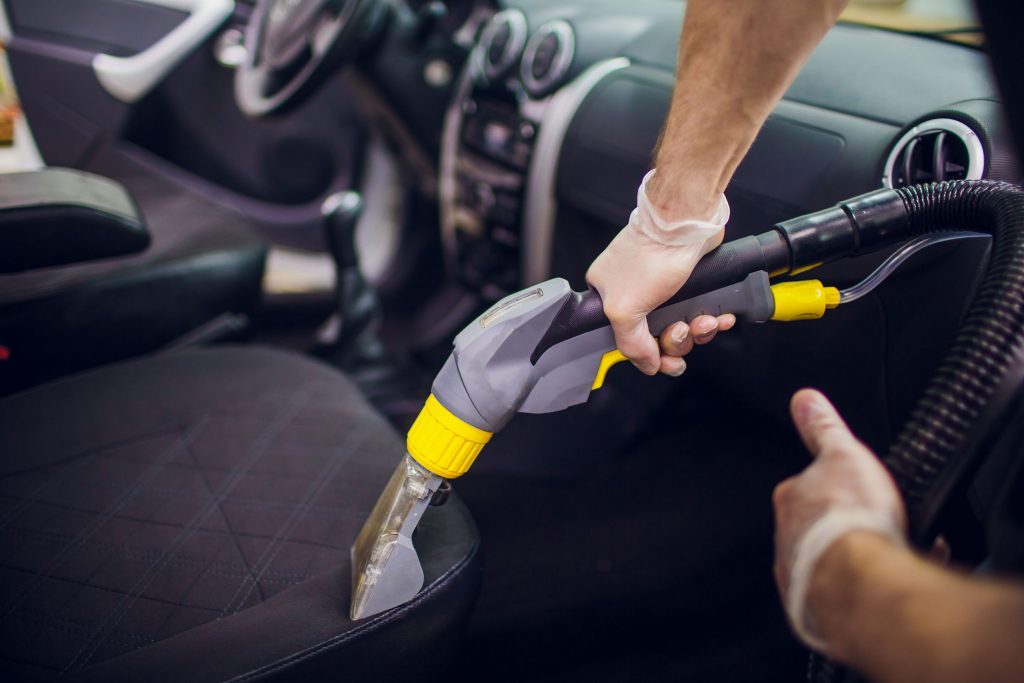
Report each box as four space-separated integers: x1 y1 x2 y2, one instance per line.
772 389 907 653
586 170 733 376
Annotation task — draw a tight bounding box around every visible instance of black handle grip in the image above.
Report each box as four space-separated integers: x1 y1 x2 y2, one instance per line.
530 231 792 362
527 188 916 363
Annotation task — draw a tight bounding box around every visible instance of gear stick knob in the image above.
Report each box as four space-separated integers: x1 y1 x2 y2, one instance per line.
322 191 363 271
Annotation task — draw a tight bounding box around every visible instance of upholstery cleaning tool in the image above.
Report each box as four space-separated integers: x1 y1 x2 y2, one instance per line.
350 183 996 620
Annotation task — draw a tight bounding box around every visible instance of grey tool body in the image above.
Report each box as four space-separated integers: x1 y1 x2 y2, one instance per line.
432 271 774 431
352 272 774 620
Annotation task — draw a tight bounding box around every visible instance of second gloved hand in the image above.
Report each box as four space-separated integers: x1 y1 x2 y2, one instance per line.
773 389 907 653
586 170 732 376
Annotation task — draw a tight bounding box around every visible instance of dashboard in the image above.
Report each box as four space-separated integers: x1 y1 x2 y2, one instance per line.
438 0 1018 295
425 0 1021 450
404 0 487 38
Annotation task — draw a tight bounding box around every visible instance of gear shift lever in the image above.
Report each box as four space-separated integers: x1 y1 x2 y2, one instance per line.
315 191 385 369
315 190 433 430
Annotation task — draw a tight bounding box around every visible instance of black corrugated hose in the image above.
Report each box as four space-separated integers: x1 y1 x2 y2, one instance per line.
809 180 1024 683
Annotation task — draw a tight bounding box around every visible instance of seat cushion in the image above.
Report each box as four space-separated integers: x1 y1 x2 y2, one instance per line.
0 146 266 391
0 346 480 681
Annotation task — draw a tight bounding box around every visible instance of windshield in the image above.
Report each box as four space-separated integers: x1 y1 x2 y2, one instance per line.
840 0 981 44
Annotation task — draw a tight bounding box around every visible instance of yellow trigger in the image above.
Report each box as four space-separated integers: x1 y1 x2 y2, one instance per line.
592 349 629 390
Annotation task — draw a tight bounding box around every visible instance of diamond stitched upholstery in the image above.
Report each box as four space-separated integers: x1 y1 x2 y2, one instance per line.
0 346 479 680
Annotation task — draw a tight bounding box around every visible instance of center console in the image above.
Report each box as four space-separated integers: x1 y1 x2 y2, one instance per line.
440 9 584 301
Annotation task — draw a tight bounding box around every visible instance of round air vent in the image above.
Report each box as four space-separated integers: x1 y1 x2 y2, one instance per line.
882 118 985 188
477 9 527 82
520 20 575 98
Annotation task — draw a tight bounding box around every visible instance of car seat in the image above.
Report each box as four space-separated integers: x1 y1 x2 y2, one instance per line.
0 150 267 391
0 345 480 681
0 169 481 681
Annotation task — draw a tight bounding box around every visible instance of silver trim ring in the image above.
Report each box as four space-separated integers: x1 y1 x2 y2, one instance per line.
881 117 985 188
520 20 576 98
477 9 528 83
522 57 631 284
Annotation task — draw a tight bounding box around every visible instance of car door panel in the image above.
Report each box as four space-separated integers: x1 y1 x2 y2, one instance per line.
3 0 365 244
6 0 187 57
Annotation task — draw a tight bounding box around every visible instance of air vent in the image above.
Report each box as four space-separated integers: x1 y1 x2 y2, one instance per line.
477 10 527 82
882 118 985 188
520 20 575 98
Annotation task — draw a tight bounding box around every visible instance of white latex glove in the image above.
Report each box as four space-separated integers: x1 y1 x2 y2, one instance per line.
772 389 907 653
586 170 731 376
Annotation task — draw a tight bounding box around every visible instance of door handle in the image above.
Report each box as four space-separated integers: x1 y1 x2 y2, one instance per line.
92 0 235 103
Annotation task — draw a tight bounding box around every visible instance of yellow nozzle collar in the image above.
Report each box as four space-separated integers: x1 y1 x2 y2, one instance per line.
771 280 841 321
407 394 493 479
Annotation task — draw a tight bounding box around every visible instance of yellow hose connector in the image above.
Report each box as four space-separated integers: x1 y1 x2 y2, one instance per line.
407 394 493 479
771 280 841 321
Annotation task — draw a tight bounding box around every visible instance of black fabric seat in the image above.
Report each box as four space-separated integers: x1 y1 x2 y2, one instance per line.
0 346 480 681
0 147 267 391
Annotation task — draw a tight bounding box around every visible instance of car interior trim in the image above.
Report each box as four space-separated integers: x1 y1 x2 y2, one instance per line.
440 38 485 275
92 0 234 103
523 56 630 284
476 8 527 83
519 19 576 98
354 135 406 285
345 70 438 198
0 1 10 43
881 116 986 188
452 2 494 49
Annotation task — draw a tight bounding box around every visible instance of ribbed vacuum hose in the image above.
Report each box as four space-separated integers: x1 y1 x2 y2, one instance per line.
810 180 1024 683
886 181 1024 532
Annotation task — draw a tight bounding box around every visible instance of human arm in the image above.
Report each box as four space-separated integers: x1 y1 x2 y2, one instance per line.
586 0 849 375
648 0 848 220
774 389 1024 683
810 531 1024 683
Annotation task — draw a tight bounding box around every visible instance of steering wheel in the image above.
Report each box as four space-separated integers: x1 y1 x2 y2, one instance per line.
235 0 387 117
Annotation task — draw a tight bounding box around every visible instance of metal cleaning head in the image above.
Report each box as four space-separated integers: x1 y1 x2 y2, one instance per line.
350 453 443 620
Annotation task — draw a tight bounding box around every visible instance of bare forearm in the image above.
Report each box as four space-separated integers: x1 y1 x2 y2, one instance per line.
649 0 847 220
584 1 847 372
809 532 1024 683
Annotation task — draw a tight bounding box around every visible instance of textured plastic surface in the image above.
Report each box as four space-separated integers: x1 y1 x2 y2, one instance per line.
770 281 840 321
532 232 790 360
407 395 493 478
617 8 995 123
881 181 1024 539
430 272 775 438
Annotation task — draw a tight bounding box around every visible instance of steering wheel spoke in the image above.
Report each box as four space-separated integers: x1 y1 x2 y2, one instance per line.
235 0 382 117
